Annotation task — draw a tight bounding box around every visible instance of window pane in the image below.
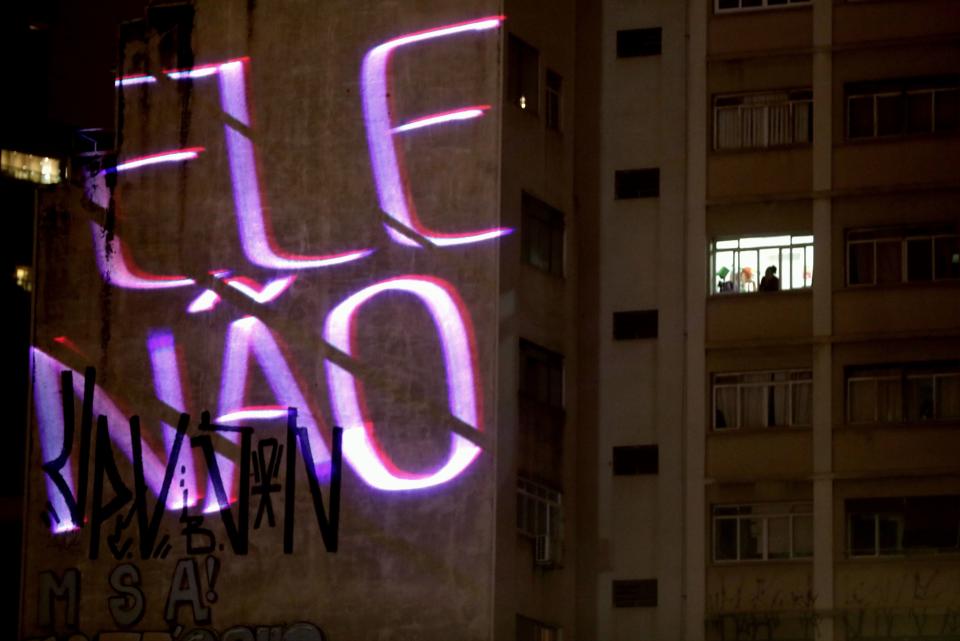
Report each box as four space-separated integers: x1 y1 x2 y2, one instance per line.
878 516 902 554
740 386 766 428
848 379 876 423
792 381 812 426
935 89 960 132
876 240 902 284
793 515 813 558
740 517 763 560
804 245 814 287
715 519 738 560
715 387 738 429
906 92 933 134
850 514 876 556
767 516 791 559
876 94 904 136
934 236 960 280
877 378 903 422
937 375 960 419
770 383 789 426
906 376 935 421
849 96 874 138
907 238 933 281
738 251 759 293
849 242 874 285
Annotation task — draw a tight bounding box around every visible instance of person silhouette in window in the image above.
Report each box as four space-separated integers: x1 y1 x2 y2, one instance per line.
759 265 780 292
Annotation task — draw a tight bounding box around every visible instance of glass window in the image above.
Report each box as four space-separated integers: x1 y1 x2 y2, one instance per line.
847 496 960 557
507 34 540 113
713 90 812 151
846 227 959 286
521 192 564 276
847 363 960 424
714 0 809 12
713 370 812 430
545 69 562 131
713 503 813 562
710 235 813 295
846 77 960 139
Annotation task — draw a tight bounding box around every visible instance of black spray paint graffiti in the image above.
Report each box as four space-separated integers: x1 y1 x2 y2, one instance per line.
42 368 342 560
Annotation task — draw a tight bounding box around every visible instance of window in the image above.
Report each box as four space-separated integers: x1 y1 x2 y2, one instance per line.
507 34 540 113
847 226 960 285
847 76 960 139
713 370 812 430
613 445 658 475
715 0 810 12
713 503 813 562
615 168 659 199
1 149 61 185
847 496 960 557
616 27 662 58
545 70 562 131
519 339 564 408
521 192 564 276
847 362 960 424
613 310 658 340
517 616 560 641
714 90 812 150
519 340 565 486
612 579 658 607
517 477 562 541
710 234 814 294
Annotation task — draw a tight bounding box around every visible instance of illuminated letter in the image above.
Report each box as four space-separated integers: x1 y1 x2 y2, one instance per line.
361 16 511 247
211 316 330 511
323 275 482 490
217 59 372 269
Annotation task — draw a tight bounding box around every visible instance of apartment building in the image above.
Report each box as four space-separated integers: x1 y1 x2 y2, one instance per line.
16 0 960 640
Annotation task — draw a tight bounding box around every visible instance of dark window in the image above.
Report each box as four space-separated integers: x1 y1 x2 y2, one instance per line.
847 496 960 557
846 76 960 139
613 445 658 475
613 579 658 608
847 226 960 286
846 362 960 424
716 0 809 11
517 616 560 641
518 341 565 486
613 310 658 340
615 168 659 199
519 339 564 408
545 70 562 131
507 34 540 114
521 192 564 275
616 28 662 58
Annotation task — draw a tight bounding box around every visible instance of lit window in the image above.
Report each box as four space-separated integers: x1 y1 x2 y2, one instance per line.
545 69 562 131
713 503 813 562
713 90 812 150
15 266 33 292
847 496 960 557
715 0 810 13
1 149 61 185
847 362 960 424
508 34 540 114
713 370 812 430
521 192 564 276
846 77 960 139
847 226 960 286
710 234 814 294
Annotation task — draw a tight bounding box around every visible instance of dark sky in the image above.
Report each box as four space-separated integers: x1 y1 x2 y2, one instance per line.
1 0 146 151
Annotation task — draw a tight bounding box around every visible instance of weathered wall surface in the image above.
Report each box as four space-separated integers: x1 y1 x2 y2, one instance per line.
23 2 503 640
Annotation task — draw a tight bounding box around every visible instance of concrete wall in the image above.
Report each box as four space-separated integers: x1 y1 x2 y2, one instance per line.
22 2 504 639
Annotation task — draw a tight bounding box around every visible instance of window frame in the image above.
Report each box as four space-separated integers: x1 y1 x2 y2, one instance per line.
507 33 541 115
846 496 960 558
709 234 814 295
712 89 813 151
545 69 562 132
712 369 813 430
521 191 565 277
517 476 563 541
845 362 960 425
846 227 960 286
712 503 814 563
714 0 811 15
845 78 960 140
